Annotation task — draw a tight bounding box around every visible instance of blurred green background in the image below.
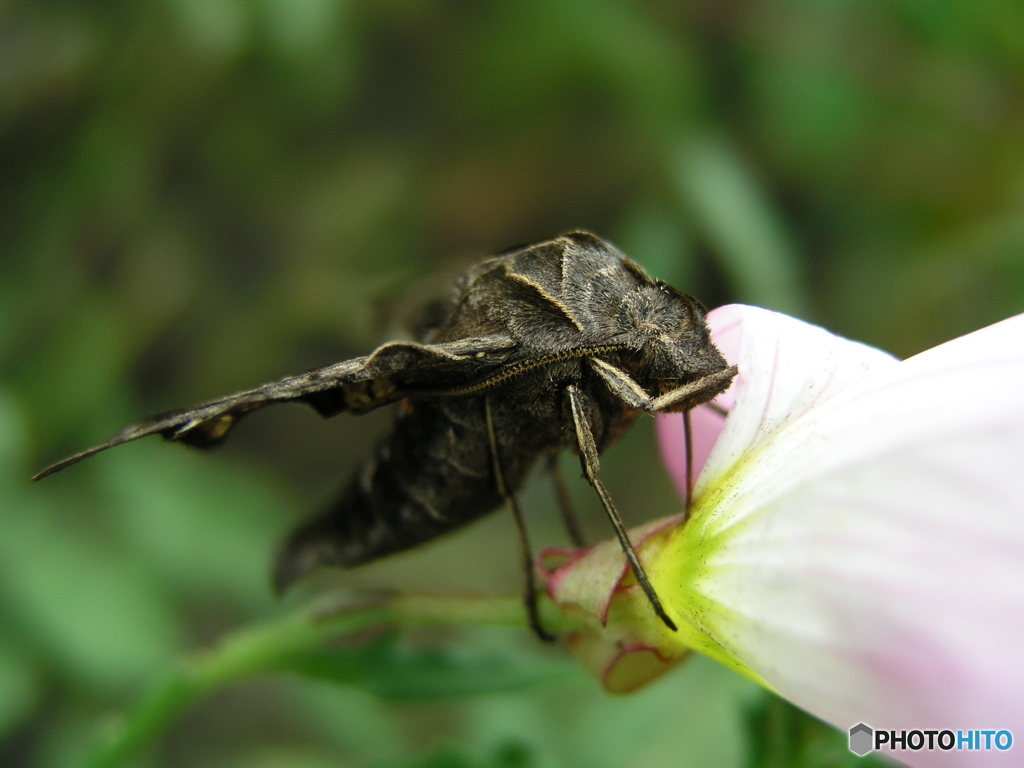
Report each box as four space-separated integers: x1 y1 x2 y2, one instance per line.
2 0 1023 766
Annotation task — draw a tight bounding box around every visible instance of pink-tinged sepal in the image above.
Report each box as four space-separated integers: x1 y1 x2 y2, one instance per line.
538 517 689 693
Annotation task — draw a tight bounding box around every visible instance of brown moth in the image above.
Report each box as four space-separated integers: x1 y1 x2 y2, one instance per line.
35 232 736 639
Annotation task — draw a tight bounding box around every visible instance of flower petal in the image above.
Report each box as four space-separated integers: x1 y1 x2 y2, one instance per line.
699 305 899 504
657 304 898 506
662 311 1024 765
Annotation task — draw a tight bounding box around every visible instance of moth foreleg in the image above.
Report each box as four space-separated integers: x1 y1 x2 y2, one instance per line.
649 366 738 412
484 395 555 642
546 455 586 547
588 358 737 414
587 358 654 410
565 385 678 632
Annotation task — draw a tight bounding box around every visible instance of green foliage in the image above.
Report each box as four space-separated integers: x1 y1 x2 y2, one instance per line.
745 696 891 768
281 632 576 701
3 0 1021 765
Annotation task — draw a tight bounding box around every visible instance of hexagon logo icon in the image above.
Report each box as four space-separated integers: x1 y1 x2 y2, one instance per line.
849 723 874 756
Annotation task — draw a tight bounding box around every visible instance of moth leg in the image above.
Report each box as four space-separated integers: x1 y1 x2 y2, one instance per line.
546 455 586 547
650 366 738 412
484 395 555 642
682 409 693 514
565 385 678 632
586 358 654 410
588 358 737 413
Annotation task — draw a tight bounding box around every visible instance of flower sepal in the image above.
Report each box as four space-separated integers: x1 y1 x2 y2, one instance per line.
539 517 692 693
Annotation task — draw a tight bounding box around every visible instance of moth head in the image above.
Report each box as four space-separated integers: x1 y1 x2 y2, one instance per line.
619 281 731 394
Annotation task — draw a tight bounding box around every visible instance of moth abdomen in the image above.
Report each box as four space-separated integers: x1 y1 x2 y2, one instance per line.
274 397 506 592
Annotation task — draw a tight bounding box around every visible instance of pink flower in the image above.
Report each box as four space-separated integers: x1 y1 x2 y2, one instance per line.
543 304 1024 767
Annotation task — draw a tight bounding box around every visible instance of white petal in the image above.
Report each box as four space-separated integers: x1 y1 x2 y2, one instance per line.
683 312 1024 766
694 304 898 520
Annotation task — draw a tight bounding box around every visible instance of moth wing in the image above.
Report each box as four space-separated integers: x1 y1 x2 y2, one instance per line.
33 334 515 480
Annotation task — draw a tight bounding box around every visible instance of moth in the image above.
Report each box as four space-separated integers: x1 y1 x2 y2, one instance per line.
35 232 736 639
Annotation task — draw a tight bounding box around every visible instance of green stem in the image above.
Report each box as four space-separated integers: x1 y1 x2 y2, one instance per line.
84 592 579 768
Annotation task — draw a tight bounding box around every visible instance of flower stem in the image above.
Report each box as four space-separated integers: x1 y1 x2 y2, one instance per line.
84 592 578 768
